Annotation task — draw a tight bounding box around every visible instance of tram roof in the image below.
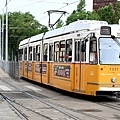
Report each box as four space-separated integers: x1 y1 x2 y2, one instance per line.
19 20 109 46
109 24 120 30
19 38 30 46
109 24 120 36
29 33 44 43
44 20 108 38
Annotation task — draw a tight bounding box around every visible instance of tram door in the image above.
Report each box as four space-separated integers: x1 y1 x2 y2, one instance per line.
80 40 87 92
74 40 86 92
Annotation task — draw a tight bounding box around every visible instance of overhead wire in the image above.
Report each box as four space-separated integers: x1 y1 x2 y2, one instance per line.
0 0 44 13
9 0 47 11
0 0 79 24
0 0 79 16
0 0 12 13
9 0 69 11
39 0 79 21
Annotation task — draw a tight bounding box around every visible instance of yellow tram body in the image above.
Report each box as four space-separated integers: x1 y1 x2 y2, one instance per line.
19 20 120 98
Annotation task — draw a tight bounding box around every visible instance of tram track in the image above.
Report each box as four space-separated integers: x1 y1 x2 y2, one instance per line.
0 92 81 120
0 93 28 120
0 77 81 120
0 77 114 120
0 92 55 120
40 97 107 120
96 101 120 111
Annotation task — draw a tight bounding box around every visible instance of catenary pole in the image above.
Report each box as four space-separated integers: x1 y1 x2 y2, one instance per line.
2 9 4 60
0 19 1 60
6 0 8 61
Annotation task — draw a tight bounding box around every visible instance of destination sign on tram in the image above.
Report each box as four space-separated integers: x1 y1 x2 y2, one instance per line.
100 26 111 35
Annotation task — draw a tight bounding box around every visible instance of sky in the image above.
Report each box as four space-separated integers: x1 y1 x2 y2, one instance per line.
0 0 93 26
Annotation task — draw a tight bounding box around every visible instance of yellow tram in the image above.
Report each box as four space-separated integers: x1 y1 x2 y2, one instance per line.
19 20 120 98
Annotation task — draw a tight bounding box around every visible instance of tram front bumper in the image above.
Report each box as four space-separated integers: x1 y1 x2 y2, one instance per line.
96 91 120 98
96 87 120 98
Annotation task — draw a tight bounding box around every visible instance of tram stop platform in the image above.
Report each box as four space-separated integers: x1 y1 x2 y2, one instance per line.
0 68 21 120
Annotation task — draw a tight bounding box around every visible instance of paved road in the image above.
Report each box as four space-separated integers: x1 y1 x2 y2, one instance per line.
0 68 22 120
0 68 120 120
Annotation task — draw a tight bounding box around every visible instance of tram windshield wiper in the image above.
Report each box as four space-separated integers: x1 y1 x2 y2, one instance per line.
112 36 120 48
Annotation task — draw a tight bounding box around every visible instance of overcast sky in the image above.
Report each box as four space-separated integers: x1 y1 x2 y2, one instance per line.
0 0 93 26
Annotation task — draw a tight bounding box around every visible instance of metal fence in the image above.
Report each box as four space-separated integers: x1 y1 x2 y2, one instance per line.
0 60 19 80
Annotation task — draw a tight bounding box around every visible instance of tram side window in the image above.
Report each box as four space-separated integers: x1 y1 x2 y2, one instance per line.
29 46 32 61
54 42 59 61
89 36 97 64
75 41 80 61
59 41 65 62
33 46 36 61
43 44 48 61
18 49 23 61
66 39 72 62
81 41 86 61
24 48 27 61
36 45 40 61
49 43 53 61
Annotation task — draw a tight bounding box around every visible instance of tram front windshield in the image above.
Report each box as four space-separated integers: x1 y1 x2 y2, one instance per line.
99 37 120 64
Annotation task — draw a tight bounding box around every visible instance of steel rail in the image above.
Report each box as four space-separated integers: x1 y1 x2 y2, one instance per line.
0 77 80 120
0 93 53 120
0 93 28 120
0 77 107 120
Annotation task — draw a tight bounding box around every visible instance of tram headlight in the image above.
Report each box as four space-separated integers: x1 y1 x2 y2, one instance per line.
111 78 117 83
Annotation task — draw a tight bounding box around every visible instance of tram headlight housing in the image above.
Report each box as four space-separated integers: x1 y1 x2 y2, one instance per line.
111 78 117 83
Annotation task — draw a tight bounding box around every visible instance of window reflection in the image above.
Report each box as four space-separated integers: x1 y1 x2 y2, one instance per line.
99 38 120 64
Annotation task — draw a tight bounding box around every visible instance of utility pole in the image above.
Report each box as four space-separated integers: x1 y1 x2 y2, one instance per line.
6 0 8 61
2 9 4 60
0 19 1 60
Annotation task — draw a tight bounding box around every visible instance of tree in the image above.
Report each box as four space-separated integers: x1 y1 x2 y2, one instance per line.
66 0 86 25
56 20 64 28
115 1 120 24
86 11 100 20
97 4 115 24
77 0 86 12
1 11 48 60
66 0 99 25
66 11 86 25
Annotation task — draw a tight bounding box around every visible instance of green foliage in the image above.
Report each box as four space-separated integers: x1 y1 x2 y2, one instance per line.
66 1 120 25
66 12 86 25
8 11 48 40
1 11 48 61
56 20 64 28
86 11 100 20
66 10 99 25
66 0 99 25
115 1 120 24
97 3 115 24
66 0 86 25
77 0 86 12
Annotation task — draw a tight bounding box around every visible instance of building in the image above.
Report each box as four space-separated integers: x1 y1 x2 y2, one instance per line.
93 0 117 11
